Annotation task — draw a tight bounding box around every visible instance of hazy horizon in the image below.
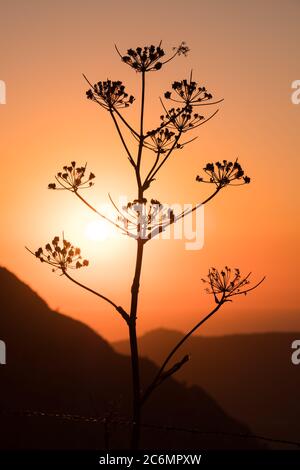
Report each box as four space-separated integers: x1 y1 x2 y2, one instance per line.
1 265 299 341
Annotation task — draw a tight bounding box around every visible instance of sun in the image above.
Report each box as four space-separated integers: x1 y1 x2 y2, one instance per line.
85 220 113 241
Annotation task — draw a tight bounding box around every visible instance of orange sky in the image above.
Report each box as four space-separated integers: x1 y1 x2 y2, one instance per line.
0 0 299 340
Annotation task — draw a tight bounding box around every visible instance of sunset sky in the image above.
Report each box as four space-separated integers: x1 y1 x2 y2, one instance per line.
0 0 299 340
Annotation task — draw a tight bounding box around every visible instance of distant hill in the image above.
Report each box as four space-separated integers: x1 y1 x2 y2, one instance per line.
114 328 300 448
0 267 261 449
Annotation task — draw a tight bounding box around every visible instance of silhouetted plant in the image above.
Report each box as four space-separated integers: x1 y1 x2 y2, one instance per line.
196 159 250 188
142 268 264 404
86 80 135 109
28 42 264 450
27 236 89 272
48 162 96 192
201 267 263 303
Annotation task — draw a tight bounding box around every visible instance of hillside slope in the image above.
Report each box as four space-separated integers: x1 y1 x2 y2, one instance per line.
0 268 261 449
114 327 300 447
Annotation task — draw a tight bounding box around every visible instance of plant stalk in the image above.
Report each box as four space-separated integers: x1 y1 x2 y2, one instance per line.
129 238 144 449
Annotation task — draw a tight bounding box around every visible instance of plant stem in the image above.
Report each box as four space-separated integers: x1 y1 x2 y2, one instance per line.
141 300 224 405
129 69 147 450
147 132 182 183
74 191 132 237
109 109 136 168
136 71 145 196
62 270 129 323
129 238 144 449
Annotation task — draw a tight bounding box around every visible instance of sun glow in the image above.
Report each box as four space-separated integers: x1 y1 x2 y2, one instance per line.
85 220 113 241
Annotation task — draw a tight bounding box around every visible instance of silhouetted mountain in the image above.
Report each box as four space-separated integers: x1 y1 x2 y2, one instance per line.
0 267 262 449
114 328 300 448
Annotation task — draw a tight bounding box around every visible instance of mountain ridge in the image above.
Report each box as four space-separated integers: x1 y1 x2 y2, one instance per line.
114 327 300 447
0 266 262 449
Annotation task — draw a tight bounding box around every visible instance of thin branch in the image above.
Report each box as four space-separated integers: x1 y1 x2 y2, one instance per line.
147 187 221 241
176 187 221 221
137 71 145 163
147 98 221 139
82 73 138 166
54 176 70 191
143 150 161 188
113 106 139 138
109 109 136 168
142 110 219 191
168 98 224 107
108 193 128 220
62 270 129 323
146 132 182 183
188 108 220 129
192 98 224 107
135 71 146 197
114 43 123 60
107 193 141 230
145 101 185 136
139 71 146 138
159 48 179 66
74 191 134 238
154 354 190 387
82 73 94 90
141 300 225 404
229 276 266 297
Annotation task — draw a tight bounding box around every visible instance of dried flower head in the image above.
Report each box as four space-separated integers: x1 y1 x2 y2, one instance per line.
144 128 177 154
174 42 190 56
202 267 264 304
115 198 174 239
196 159 250 188
27 236 89 273
48 161 95 192
164 77 213 106
116 42 189 73
86 80 134 109
161 106 205 133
